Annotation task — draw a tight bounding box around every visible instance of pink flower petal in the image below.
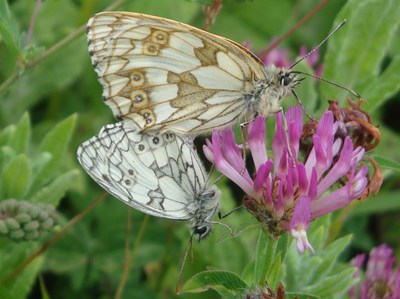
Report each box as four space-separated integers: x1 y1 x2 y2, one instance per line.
211 131 254 195
248 116 268 171
317 137 354 196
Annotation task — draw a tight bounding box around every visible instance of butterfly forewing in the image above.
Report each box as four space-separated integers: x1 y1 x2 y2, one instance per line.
77 122 219 222
87 12 269 134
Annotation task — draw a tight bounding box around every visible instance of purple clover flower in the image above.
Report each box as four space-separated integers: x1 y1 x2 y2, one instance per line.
203 106 369 253
350 244 400 299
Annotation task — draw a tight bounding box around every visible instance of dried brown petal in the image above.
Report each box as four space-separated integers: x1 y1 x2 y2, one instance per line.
328 98 380 151
360 158 383 199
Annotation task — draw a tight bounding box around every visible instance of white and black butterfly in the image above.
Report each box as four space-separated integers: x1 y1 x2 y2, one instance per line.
86 11 301 135
77 122 220 240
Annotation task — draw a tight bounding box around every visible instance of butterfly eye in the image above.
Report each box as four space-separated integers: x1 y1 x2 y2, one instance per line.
194 226 208 236
281 73 293 86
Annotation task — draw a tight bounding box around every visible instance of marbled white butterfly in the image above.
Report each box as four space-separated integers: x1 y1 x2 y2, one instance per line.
77 122 220 240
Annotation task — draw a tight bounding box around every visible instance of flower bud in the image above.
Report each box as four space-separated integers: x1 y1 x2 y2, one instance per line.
0 199 56 241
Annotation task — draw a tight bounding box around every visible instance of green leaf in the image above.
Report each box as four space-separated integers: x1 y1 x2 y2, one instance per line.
1 154 31 199
282 216 355 298
1 37 87 124
4 255 44 299
0 125 15 148
31 152 53 179
9 113 31 154
350 191 400 216
0 287 14 299
286 292 320 299
31 169 79 205
251 232 288 289
0 0 21 57
308 216 330 253
182 270 249 295
39 276 50 299
0 240 43 299
0 146 16 172
184 0 213 4
253 230 268 286
373 155 400 171
241 259 255 284
283 247 301 293
309 235 352 282
322 0 400 103
267 253 281 290
263 234 278 283
366 55 400 113
276 232 289 263
303 268 357 298
212 286 243 299
32 114 77 192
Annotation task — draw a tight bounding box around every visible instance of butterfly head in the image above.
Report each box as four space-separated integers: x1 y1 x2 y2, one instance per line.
252 65 303 117
279 69 302 91
193 224 213 241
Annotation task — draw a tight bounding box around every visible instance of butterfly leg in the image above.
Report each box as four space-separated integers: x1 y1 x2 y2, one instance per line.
176 234 194 294
292 90 316 121
239 121 251 175
280 109 297 167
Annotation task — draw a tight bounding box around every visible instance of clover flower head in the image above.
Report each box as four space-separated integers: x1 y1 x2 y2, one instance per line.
204 106 370 253
350 244 400 299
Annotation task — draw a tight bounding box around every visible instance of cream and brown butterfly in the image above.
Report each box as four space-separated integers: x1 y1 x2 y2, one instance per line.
86 11 302 135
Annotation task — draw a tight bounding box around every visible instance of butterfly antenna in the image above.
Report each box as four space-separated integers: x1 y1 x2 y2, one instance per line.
176 232 194 294
204 163 215 186
218 205 243 219
290 20 347 70
291 71 362 99
208 173 225 187
206 161 228 188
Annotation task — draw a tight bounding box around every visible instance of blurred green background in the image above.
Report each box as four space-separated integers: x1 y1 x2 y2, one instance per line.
1 0 400 298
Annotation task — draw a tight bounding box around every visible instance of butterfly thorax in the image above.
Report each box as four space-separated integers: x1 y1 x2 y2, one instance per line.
246 65 300 117
189 185 220 241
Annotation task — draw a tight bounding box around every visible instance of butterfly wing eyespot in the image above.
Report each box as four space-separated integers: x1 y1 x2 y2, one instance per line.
77 122 220 235
86 11 278 135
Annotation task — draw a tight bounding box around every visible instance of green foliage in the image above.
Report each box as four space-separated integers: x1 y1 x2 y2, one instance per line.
0 113 78 298
322 0 400 104
183 270 249 296
374 155 400 172
0 0 23 60
181 216 356 298
0 114 78 203
1 154 31 198
0 0 399 298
